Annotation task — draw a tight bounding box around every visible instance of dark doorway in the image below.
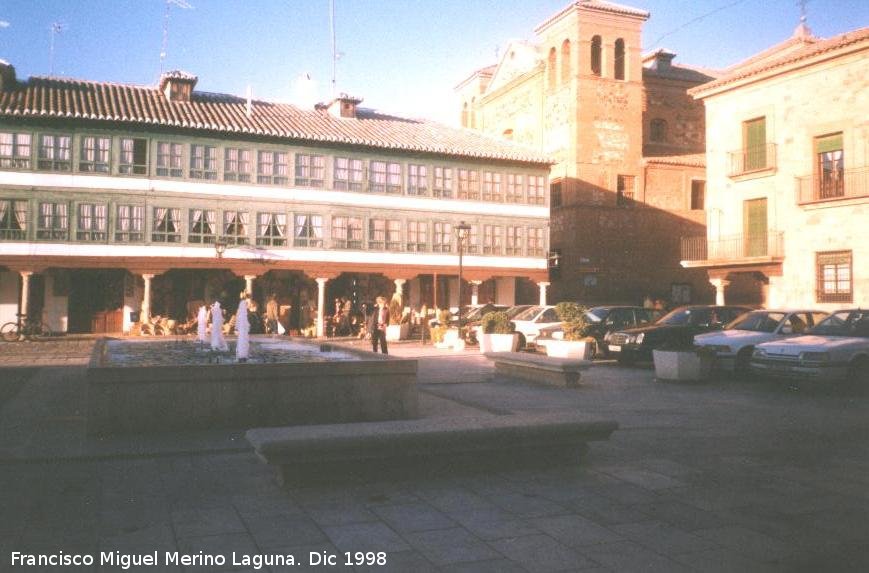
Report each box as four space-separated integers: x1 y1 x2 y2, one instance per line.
68 269 125 333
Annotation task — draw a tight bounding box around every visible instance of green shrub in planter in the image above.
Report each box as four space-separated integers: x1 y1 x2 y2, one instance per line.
555 302 594 341
481 311 513 334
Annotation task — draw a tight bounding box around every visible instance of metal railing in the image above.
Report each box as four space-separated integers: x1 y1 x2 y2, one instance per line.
681 231 784 262
796 167 869 204
728 143 777 177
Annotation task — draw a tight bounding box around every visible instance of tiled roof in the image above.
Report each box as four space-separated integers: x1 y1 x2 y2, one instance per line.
537 0 649 30
643 65 718 84
692 26 869 96
0 75 552 165
643 153 706 167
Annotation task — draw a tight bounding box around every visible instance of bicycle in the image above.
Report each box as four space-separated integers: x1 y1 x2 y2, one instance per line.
0 313 53 342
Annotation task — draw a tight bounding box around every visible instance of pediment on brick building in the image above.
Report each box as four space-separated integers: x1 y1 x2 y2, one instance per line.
486 41 541 94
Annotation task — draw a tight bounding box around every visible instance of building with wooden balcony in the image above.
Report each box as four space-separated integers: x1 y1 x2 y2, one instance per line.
683 23 868 308
0 60 553 334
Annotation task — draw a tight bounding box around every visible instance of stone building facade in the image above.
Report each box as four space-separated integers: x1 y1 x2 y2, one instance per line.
457 0 715 306
0 62 552 334
684 25 869 309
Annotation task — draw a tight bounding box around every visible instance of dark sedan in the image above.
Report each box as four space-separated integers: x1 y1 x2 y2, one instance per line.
536 306 663 357
606 305 752 365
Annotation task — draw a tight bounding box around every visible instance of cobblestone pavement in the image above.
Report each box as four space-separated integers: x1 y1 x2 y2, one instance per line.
2 339 869 572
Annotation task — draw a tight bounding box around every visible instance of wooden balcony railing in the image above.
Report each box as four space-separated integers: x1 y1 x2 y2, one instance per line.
796 167 869 204
728 143 777 177
681 231 784 262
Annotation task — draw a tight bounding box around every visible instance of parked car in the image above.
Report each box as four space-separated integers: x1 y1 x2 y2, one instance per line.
453 303 510 344
750 309 869 383
510 305 561 347
536 306 663 358
606 305 752 365
696 309 829 373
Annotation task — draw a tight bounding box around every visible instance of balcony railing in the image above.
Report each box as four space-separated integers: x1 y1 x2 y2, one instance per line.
728 143 777 177
681 231 784 263
796 167 869 204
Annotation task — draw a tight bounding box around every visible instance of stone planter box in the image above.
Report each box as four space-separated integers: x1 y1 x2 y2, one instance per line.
544 339 593 359
386 323 411 341
479 332 520 353
653 349 713 382
86 338 418 435
434 328 464 350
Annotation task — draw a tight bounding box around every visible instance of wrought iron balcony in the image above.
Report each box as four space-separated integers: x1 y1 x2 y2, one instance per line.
796 166 869 204
728 143 777 177
681 231 784 263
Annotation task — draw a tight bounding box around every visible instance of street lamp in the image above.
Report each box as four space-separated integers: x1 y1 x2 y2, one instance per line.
214 237 227 259
455 221 471 340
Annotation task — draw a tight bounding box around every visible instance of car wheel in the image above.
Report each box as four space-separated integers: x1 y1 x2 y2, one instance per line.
735 347 754 378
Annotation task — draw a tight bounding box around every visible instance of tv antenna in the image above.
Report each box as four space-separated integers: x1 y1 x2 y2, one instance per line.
329 0 345 96
49 22 65 75
161 0 193 74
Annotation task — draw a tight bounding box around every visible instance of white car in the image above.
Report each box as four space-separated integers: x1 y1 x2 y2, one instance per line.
695 309 828 372
751 309 869 383
510 305 561 347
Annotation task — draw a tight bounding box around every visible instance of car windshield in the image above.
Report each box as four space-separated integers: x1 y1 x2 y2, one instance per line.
585 308 606 322
513 306 543 321
809 310 869 338
657 308 694 326
506 305 532 319
726 311 786 333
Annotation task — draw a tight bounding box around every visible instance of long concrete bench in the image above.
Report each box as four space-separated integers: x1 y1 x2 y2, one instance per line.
247 413 618 485
487 352 591 387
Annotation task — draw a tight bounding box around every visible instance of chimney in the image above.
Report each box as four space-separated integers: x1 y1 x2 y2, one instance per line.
159 70 198 103
316 93 363 119
645 49 676 71
0 59 16 92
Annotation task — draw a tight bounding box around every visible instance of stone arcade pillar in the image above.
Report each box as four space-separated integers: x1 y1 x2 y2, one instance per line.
393 278 406 301
315 277 328 338
469 280 482 306
18 270 33 319
140 273 155 324
244 274 256 296
709 277 730 306
538 281 550 306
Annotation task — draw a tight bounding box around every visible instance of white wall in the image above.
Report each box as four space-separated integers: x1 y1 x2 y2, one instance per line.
0 271 19 326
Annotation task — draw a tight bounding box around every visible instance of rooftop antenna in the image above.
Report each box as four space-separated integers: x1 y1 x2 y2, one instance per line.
161 0 193 74
49 22 64 75
330 0 337 96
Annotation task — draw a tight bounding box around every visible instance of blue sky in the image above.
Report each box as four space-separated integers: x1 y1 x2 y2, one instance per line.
0 0 866 124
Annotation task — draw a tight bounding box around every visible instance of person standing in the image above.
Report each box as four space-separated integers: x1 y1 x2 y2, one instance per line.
236 293 250 362
367 296 389 354
265 293 279 334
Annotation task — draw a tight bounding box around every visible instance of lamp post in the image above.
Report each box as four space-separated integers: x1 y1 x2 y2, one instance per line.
455 221 471 339
214 237 227 259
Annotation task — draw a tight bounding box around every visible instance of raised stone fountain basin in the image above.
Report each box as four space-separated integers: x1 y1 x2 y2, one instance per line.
86 337 418 435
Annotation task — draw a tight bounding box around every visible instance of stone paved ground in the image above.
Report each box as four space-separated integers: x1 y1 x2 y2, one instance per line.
2 338 869 572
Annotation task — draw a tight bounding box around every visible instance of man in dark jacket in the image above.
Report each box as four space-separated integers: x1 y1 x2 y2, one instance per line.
367 296 389 354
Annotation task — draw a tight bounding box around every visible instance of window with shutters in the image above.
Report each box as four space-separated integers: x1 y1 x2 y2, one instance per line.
0 199 28 240
152 207 182 242
37 134 72 171
224 148 252 182
0 132 32 169
79 136 110 173
76 203 107 241
406 220 428 252
815 133 844 199
189 209 217 243
190 145 217 180
115 205 144 242
433 167 453 198
743 117 767 172
37 202 69 240
156 142 183 177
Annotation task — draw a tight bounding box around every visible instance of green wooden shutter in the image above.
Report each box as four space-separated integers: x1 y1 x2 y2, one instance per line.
744 118 767 171
815 133 843 153
744 198 768 257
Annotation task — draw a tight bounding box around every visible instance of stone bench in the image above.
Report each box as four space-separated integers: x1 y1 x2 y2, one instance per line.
246 413 618 485
486 352 591 387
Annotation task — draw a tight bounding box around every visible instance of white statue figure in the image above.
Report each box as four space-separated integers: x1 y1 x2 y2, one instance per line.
236 294 250 362
210 301 228 352
196 304 208 343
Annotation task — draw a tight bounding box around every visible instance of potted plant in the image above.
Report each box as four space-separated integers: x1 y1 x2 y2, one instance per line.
479 311 519 353
385 293 411 341
544 302 595 359
652 331 714 382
